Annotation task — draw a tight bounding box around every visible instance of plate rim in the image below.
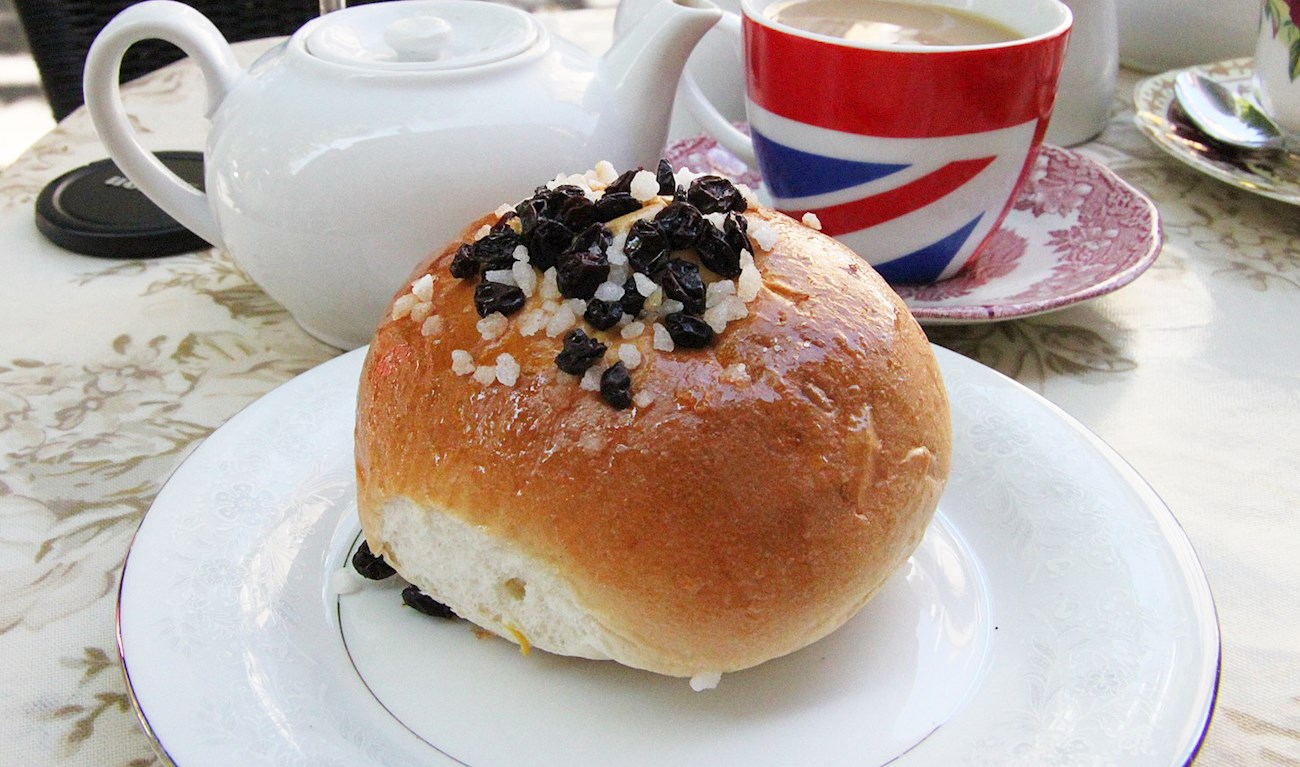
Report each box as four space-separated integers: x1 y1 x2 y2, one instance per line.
115 347 1221 766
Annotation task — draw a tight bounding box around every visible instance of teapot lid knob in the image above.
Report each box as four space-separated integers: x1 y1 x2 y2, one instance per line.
305 0 540 70
383 16 452 62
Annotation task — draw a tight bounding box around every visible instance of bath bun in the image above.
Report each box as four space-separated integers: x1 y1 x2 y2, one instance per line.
355 185 951 678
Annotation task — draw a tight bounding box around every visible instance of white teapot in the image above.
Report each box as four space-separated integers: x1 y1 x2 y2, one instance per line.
84 0 720 349
615 0 744 141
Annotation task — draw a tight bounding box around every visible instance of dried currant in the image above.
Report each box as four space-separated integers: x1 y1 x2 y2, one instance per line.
540 184 588 212
556 225 612 299
471 228 520 272
523 217 574 272
656 158 678 195
623 218 670 276
584 298 623 330
491 210 518 232
351 540 395 580
687 175 747 214
556 328 608 375
655 201 705 249
594 192 642 222
557 193 598 231
556 252 610 300
724 211 754 255
474 280 526 317
701 212 753 278
402 585 457 619
571 222 613 255
514 195 548 233
518 185 584 231
604 168 640 196
449 243 479 279
600 361 633 409
695 227 743 280
661 258 706 314
620 275 647 317
664 312 714 348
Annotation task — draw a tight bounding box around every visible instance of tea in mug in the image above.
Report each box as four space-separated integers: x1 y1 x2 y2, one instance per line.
764 0 1019 46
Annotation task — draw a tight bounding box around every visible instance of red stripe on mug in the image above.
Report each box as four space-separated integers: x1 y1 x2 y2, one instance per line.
781 156 996 235
745 19 1069 138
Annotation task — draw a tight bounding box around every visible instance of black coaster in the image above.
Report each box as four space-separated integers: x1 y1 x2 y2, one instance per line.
35 151 212 258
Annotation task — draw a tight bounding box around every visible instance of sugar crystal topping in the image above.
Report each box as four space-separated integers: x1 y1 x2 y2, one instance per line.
397 159 789 409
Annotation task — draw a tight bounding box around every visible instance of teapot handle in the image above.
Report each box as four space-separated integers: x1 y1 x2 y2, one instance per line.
679 11 756 165
83 0 243 247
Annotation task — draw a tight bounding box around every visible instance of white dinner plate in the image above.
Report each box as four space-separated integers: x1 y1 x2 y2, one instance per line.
118 347 1219 766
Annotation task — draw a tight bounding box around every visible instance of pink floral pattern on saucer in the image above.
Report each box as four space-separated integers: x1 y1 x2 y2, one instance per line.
665 138 1162 324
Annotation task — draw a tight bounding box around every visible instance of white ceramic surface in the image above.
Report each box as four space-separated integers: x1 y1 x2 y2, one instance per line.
615 0 747 141
83 0 720 350
1253 0 1300 133
1046 0 1119 147
1133 58 1300 206
1116 0 1258 73
116 346 1219 766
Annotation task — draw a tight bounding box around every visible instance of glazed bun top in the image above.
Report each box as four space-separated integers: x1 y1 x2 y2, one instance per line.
355 161 951 678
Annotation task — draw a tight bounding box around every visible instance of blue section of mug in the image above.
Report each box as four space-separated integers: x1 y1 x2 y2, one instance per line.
752 129 909 198
872 214 983 284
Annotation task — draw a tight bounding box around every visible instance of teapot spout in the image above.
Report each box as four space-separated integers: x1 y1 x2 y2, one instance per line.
597 0 721 169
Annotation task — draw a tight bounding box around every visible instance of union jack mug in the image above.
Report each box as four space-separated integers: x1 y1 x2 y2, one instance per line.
684 0 1073 284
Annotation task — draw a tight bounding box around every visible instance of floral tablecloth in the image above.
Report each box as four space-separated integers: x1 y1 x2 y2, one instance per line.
1 10 1298 766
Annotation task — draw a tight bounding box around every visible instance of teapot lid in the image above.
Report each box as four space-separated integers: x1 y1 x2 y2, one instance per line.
305 0 541 71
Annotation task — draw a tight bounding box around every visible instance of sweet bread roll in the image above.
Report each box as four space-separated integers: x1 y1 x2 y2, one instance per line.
354 161 950 681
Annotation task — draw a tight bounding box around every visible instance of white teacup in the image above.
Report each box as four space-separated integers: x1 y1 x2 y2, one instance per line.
1254 0 1300 133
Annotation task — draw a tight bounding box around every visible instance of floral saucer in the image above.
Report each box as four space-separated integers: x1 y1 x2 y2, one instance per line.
664 137 1162 324
1133 58 1300 206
